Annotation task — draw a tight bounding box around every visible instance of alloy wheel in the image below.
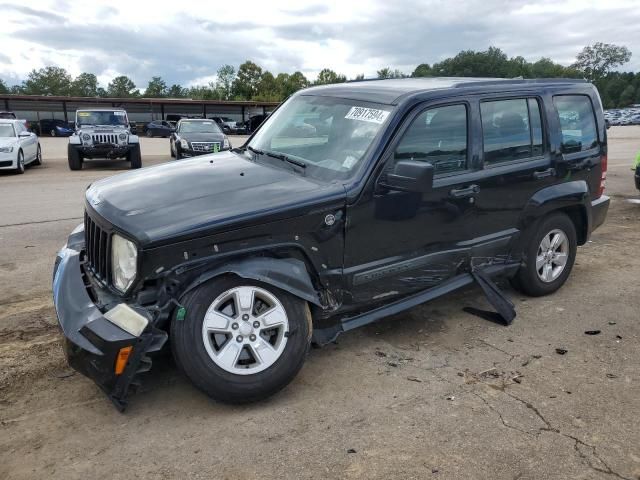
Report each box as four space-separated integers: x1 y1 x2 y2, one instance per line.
536 228 569 283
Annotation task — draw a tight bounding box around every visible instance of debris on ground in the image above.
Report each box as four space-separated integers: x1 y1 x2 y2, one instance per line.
387 361 398 368
406 376 422 383
446 395 455 401
584 330 601 335
374 350 387 357
555 348 568 355
606 373 618 379
608 321 617 325
347 449 357 454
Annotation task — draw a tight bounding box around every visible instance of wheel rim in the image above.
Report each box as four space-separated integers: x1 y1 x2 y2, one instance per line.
201 286 289 375
37 146 41 163
536 228 569 283
18 152 24 171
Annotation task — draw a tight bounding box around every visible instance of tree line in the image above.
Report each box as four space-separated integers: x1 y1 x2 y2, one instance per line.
0 43 635 108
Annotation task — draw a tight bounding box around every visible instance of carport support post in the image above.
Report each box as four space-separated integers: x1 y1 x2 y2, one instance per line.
3 98 9 111
241 106 245 123
202 103 206 118
62 101 68 123
161 103 165 120
262 106 266 115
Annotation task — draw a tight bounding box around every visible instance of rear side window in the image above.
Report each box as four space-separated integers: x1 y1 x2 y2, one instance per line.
394 104 468 175
481 98 544 165
553 95 598 153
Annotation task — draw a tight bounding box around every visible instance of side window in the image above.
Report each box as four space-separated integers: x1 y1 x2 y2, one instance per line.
553 95 598 153
394 104 468 175
481 98 543 165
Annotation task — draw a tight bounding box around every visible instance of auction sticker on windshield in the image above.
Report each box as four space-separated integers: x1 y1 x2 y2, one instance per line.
345 106 390 124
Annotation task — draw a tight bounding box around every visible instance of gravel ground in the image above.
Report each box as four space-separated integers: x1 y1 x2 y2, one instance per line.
0 130 639 480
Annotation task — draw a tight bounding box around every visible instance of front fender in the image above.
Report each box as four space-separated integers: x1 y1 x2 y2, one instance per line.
180 257 322 307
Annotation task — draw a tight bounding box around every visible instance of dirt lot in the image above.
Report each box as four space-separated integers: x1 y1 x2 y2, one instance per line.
1 131 639 480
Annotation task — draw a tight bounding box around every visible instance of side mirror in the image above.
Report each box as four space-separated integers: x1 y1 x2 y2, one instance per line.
382 159 434 193
19 131 32 137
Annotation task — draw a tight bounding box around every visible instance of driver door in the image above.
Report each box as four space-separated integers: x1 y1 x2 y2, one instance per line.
344 100 481 305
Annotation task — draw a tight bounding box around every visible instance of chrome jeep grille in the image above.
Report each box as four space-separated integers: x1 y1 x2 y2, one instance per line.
191 142 220 153
84 211 110 282
92 133 118 144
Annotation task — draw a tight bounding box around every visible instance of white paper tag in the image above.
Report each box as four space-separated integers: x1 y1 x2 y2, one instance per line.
345 107 389 124
114 111 126 116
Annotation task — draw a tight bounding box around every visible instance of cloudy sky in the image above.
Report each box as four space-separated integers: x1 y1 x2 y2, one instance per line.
1 0 639 89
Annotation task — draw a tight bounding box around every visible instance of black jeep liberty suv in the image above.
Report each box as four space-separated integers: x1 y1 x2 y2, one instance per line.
53 78 609 410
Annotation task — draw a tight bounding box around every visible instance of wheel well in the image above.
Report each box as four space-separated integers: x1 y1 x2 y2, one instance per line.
557 205 588 245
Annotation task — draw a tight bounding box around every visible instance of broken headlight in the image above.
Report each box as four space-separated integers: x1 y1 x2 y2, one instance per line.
111 234 137 292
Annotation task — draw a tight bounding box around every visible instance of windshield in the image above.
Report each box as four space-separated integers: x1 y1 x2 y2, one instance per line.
179 120 222 134
0 124 15 137
76 110 128 127
248 95 392 180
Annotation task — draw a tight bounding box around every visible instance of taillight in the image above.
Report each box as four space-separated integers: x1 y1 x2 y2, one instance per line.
598 153 607 198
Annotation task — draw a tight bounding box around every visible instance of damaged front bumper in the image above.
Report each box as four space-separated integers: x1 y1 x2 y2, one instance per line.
52 230 167 411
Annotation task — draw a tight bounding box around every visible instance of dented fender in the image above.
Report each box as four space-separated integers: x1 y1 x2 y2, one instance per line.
179 257 323 307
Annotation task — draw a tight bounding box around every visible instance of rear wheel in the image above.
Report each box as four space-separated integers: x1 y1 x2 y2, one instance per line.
50 129 56 137
146 130 153 137
171 276 312 404
67 144 82 170
511 213 577 296
128 144 142 169
15 150 25 174
170 140 175 158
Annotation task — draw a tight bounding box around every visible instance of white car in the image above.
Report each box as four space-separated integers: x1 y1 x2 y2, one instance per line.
0 119 41 174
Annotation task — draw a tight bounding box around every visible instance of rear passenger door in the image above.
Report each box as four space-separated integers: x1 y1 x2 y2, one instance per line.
471 95 556 239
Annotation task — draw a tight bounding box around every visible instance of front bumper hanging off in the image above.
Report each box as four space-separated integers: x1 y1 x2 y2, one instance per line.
52 231 167 411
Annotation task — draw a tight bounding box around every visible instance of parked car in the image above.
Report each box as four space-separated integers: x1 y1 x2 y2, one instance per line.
211 116 246 134
0 119 42 174
0 111 17 119
53 78 609 410
38 119 74 137
170 118 230 159
244 114 269 133
67 108 140 170
144 120 175 137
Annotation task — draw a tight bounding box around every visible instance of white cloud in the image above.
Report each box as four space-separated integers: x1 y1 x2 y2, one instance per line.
0 0 638 88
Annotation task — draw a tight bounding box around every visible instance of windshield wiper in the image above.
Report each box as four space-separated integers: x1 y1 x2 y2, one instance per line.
263 150 307 168
247 146 264 155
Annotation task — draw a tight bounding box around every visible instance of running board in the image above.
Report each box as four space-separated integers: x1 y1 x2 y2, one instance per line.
312 262 520 345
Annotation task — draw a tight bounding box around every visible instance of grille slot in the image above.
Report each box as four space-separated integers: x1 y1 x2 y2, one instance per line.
84 211 110 282
191 141 220 153
92 133 118 144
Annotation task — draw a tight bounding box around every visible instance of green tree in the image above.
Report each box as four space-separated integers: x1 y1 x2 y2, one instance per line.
412 64 433 77
144 76 167 97
166 84 187 98
255 71 280 101
107 75 139 97
281 71 309 98
573 42 632 82
232 61 263 100
215 65 235 100
22 66 72 95
0 78 8 94
314 68 347 85
377 68 405 79
71 73 99 97
618 84 636 107
353 73 365 81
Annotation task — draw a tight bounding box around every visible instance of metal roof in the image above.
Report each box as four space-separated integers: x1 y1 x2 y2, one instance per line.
0 94 279 107
303 77 587 104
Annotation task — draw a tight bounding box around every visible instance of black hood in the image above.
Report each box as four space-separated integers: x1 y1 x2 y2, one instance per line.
179 132 226 143
86 151 346 247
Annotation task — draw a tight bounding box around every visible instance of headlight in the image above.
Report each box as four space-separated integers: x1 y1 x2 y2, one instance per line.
180 139 189 149
111 234 137 292
119 133 127 141
0 146 13 153
82 133 91 141
223 136 230 149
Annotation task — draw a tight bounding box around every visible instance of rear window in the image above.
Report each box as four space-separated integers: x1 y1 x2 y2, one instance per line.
553 95 598 153
481 98 544 165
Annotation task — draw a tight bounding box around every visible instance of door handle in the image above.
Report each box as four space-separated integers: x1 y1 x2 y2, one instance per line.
533 168 555 180
449 184 480 199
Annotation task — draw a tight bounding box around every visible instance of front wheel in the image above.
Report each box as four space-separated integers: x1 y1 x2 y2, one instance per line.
15 150 25 174
146 130 153 137
67 144 82 170
33 144 42 166
511 212 577 296
171 276 312 404
128 144 142 169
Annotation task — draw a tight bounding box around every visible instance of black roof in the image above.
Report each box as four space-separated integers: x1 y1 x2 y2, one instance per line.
302 77 587 105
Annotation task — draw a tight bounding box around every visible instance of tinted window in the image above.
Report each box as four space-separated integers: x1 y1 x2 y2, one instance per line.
554 95 598 153
481 98 543 164
394 104 468 175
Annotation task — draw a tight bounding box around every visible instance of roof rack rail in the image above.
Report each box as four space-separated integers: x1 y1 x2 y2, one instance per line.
453 78 587 88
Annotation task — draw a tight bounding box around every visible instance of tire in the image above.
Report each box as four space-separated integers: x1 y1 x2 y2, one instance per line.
67 144 82 170
171 276 312 404
170 141 175 158
511 212 577 297
128 144 142 169
146 130 153 138
176 145 183 160
15 150 25 174
33 144 42 166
